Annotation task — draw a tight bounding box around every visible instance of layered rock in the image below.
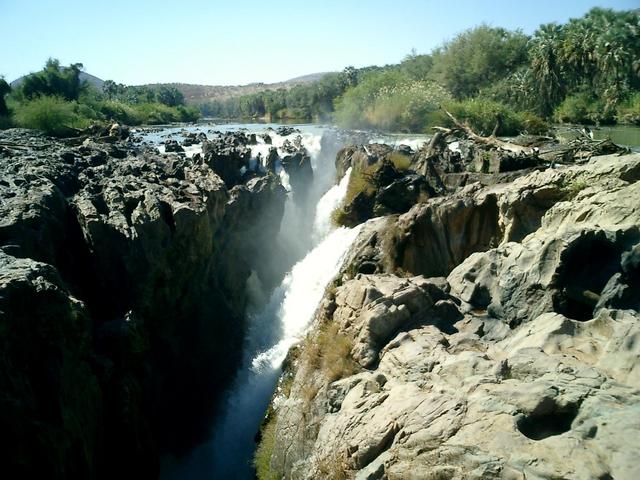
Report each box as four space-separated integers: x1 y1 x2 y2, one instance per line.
0 128 287 479
261 153 640 480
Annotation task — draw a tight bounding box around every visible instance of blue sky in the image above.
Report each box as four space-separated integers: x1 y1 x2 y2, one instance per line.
1 0 637 85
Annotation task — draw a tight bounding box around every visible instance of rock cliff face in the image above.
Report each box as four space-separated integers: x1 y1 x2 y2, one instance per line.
261 152 640 480
0 129 286 478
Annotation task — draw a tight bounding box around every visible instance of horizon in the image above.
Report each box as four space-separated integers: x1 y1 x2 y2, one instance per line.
1 0 638 86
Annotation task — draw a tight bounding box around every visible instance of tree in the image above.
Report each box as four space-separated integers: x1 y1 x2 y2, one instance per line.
19 58 85 101
430 25 529 99
529 8 640 116
102 80 118 100
0 77 10 115
529 23 566 116
156 85 185 107
343 66 358 87
399 52 434 80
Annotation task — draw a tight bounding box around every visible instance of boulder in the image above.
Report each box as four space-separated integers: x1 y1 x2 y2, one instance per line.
276 126 299 136
202 138 251 186
164 139 184 153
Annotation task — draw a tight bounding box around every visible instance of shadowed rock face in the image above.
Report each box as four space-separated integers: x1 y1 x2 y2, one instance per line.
263 153 640 480
0 129 287 479
0 252 100 480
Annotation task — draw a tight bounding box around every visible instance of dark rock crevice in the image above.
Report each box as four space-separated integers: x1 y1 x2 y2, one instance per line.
0 129 289 479
517 399 580 441
552 231 635 321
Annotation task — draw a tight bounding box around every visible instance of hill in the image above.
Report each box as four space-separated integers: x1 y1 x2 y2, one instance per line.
145 72 332 105
10 69 331 105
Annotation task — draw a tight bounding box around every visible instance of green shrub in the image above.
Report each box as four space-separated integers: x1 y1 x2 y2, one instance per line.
99 100 143 125
13 96 91 136
176 105 201 122
302 320 357 385
553 92 615 125
616 92 640 125
514 111 549 135
128 103 200 125
133 102 180 124
559 178 589 200
335 77 452 132
444 99 547 135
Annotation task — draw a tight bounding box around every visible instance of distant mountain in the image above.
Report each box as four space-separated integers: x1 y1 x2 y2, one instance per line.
146 72 333 105
284 72 331 83
11 71 104 90
9 69 332 104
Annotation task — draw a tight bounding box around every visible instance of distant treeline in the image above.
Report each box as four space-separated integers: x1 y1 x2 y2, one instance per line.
200 8 640 134
0 59 200 136
1 8 638 136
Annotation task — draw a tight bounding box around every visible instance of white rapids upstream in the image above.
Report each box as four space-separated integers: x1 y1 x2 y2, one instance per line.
161 126 360 479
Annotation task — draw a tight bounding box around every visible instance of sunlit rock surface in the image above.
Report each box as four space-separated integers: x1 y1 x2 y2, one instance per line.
265 153 640 480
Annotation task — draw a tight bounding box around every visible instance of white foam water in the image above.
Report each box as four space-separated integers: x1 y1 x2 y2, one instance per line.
161 126 359 480
312 167 352 242
251 224 361 370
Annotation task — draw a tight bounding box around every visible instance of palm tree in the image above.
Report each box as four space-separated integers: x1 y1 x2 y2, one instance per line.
529 23 565 116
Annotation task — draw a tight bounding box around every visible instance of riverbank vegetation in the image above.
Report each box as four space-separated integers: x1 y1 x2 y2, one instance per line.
1 8 637 136
201 7 640 134
0 59 199 136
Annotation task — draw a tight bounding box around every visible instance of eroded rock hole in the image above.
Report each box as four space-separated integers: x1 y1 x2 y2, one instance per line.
517 402 579 440
554 232 622 321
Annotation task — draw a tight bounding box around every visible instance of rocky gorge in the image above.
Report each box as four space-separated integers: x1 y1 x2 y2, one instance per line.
257 130 640 479
1 120 639 480
0 125 312 478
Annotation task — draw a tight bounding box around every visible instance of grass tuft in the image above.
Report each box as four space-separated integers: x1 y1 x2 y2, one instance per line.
254 415 279 480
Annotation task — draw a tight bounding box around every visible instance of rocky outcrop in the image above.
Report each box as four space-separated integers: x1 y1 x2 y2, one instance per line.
332 129 628 230
333 146 439 227
261 152 640 480
276 126 300 137
0 128 287 479
201 132 253 186
164 139 184 153
280 136 314 204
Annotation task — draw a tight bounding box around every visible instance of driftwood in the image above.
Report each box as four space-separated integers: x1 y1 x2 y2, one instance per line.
439 110 534 155
435 109 628 163
0 141 29 150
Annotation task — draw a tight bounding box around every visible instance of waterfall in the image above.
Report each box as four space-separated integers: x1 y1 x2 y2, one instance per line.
251 224 361 370
161 126 359 480
312 167 352 243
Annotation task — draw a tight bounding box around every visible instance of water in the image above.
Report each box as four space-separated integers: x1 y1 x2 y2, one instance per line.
155 124 362 479
554 124 640 151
